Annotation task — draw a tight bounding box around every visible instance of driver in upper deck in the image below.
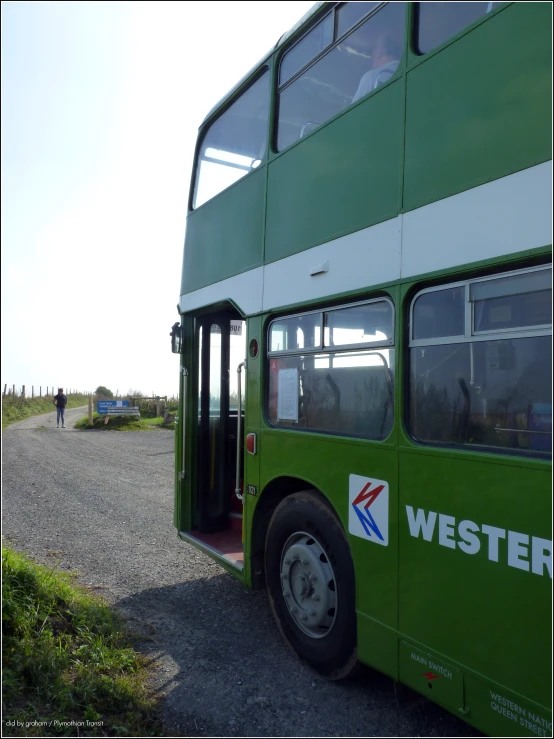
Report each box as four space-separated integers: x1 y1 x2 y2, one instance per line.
351 31 402 104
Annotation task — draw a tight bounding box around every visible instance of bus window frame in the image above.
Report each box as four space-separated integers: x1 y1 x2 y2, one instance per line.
408 1 509 65
273 1 406 155
267 296 396 357
264 295 396 441
277 5 336 88
277 3 388 92
189 66 271 212
409 265 553 347
406 263 552 457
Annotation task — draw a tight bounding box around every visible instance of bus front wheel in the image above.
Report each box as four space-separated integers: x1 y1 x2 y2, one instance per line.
265 490 358 680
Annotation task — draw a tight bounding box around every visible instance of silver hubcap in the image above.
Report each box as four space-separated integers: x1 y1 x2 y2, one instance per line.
280 531 338 638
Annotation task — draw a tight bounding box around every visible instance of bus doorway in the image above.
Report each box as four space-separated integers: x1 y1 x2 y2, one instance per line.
187 310 246 569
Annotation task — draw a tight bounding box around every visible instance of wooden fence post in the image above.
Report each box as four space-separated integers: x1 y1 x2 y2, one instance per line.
32 386 34 398
88 395 93 426
22 385 26 399
3 384 6 397
13 384 16 397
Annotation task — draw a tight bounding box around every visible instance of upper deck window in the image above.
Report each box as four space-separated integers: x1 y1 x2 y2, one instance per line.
193 71 269 209
279 12 334 86
415 2 504 55
277 2 406 152
336 2 381 38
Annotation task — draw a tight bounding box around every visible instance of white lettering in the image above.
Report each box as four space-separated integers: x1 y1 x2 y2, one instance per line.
411 652 427 665
531 537 552 578
406 510 552 577
490 692 521 714
429 661 452 679
508 531 530 571
491 701 518 723
457 520 481 555
521 718 547 736
438 514 456 549
482 524 506 562
406 506 437 541
528 712 552 730
489 691 527 716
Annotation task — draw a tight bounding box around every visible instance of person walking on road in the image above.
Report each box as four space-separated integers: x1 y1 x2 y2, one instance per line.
53 387 68 428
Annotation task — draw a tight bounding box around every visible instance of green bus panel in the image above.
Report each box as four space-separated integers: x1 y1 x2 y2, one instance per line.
175 313 195 532
403 2 552 213
357 614 399 681
243 317 263 579
399 643 464 715
464 671 553 738
245 317 263 425
181 167 266 294
264 79 404 264
259 430 398 629
398 449 552 709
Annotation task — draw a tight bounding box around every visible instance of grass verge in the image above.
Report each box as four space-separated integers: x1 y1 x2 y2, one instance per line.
2 395 90 430
74 414 174 432
2 543 163 737
143 417 175 431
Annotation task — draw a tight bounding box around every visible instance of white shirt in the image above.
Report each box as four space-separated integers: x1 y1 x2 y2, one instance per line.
352 60 400 103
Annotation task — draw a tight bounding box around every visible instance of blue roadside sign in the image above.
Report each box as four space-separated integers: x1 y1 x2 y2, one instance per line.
97 400 129 414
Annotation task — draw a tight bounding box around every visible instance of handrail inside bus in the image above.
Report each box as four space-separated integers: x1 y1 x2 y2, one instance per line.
235 361 246 501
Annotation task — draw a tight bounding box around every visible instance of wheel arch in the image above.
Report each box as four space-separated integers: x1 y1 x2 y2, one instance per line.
249 475 343 591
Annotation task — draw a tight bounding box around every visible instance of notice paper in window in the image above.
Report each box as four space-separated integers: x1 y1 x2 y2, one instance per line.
277 368 299 422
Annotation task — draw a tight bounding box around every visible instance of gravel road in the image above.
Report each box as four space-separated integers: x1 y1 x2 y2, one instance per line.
2 407 481 737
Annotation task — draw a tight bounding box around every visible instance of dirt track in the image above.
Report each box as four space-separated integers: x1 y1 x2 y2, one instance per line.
2 407 481 737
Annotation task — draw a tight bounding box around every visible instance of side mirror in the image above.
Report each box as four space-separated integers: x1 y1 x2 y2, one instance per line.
170 322 183 354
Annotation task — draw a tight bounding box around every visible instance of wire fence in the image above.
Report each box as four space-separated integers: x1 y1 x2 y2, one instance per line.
2 385 92 399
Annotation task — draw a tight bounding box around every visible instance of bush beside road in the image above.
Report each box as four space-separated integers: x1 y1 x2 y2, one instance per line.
74 413 175 432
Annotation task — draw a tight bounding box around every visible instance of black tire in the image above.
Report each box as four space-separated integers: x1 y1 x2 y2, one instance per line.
265 490 358 680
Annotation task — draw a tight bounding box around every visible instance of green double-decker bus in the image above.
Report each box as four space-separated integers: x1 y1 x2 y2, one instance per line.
170 2 552 735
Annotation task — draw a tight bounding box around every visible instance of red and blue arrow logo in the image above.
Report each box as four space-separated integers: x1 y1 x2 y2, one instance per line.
352 481 385 541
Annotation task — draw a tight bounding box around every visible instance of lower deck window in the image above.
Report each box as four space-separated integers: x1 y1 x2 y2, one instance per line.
409 266 552 456
268 349 394 439
410 336 551 454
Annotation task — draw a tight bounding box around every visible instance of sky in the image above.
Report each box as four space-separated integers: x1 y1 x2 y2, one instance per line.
1 0 314 398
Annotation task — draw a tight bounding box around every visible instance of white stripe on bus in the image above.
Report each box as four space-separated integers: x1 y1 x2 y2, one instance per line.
179 161 551 316
401 159 551 279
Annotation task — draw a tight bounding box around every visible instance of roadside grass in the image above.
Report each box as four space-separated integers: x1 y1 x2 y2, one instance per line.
142 417 176 431
2 395 90 430
74 414 174 432
2 544 164 737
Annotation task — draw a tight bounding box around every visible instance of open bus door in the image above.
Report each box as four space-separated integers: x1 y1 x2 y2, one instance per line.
179 309 247 571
